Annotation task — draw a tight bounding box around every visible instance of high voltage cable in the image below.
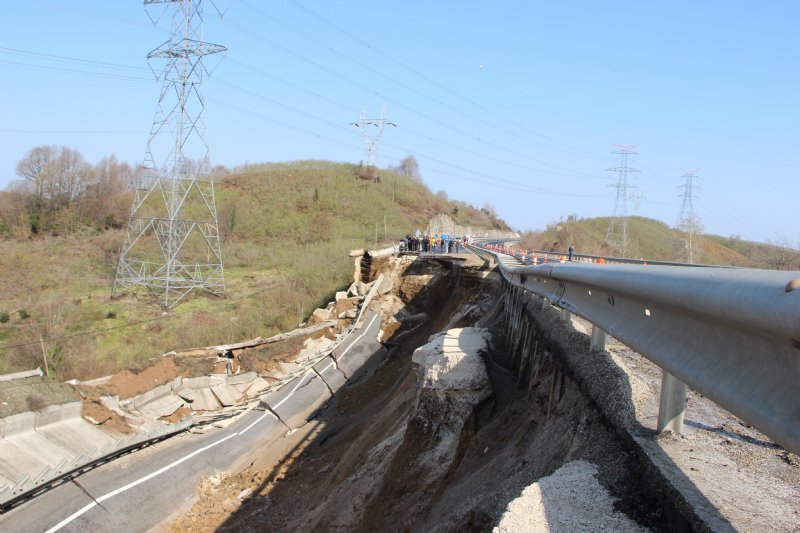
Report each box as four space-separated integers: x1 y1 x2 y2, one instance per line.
210 94 603 198
0 59 151 82
222 59 605 181
220 15 601 180
0 46 148 73
281 0 604 161
211 78 595 193
237 0 599 164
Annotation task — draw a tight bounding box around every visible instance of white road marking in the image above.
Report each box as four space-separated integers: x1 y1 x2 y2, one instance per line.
44 313 381 532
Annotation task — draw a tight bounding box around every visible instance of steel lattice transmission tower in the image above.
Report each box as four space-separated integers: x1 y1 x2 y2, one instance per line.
113 0 226 309
351 106 395 182
605 145 640 257
676 168 701 263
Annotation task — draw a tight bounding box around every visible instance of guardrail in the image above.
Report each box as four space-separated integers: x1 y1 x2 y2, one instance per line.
480 241 728 268
469 242 800 456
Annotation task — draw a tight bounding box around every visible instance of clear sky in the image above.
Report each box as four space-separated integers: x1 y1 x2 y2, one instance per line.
1 1 798 245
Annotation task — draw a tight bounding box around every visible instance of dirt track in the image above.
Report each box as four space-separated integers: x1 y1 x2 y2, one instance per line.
170 252 799 532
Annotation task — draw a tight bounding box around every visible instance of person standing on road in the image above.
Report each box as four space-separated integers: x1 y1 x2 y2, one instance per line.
568 245 575 261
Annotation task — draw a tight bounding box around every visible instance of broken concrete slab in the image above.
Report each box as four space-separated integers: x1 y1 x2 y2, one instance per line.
180 376 227 390
137 393 186 420
174 387 221 412
244 377 270 397
375 274 393 295
210 384 243 407
335 291 349 302
225 372 258 386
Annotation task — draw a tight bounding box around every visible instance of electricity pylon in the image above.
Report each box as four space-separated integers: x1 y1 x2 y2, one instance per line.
676 168 701 263
113 0 226 309
351 106 395 182
605 145 639 257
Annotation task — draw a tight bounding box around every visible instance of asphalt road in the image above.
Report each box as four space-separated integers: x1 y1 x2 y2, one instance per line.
0 403 287 532
0 312 384 533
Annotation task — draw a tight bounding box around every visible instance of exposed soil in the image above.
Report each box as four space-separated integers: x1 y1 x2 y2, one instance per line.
168 252 798 532
81 396 135 434
97 356 186 398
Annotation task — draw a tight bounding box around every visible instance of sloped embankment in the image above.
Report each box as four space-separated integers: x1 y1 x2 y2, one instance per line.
173 253 682 532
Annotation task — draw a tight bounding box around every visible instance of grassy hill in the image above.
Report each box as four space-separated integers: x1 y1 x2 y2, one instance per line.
519 215 800 269
0 160 509 380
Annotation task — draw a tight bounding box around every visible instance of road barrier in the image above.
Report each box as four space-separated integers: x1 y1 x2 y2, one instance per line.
470 242 800 456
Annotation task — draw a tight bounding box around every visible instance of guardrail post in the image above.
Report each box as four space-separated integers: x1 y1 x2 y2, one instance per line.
657 371 687 434
590 325 607 352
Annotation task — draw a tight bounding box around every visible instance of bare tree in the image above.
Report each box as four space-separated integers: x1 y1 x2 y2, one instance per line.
395 155 421 181
15 145 55 201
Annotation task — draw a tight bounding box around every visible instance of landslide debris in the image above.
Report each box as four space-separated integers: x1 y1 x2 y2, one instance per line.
170 253 667 532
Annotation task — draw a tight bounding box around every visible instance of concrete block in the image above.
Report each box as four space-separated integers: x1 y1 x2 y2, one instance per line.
181 375 226 389
225 372 258 386
245 377 270 396
375 273 394 295
132 383 173 409
137 393 186 419
210 384 243 406
0 441 47 484
175 387 220 411
335 291 349 302
262 371 331 430
314 355 346 394
35 404 65 428
3 411 37 437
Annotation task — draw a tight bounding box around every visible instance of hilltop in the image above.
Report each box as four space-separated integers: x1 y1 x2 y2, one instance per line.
0 159 510 380
519 215 800 269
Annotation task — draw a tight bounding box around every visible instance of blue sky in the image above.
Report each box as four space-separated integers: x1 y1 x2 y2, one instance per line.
1 0 798 245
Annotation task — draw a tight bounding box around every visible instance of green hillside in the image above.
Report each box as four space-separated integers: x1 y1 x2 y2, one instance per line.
519 215 800 269
0 160 508 380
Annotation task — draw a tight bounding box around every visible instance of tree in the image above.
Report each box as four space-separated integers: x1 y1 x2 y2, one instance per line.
15 145 91 203
395 155 421 181
15 145 55 201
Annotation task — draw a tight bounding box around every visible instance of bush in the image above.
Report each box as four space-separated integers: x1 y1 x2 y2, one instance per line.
18 309 30 320
0 311 9 323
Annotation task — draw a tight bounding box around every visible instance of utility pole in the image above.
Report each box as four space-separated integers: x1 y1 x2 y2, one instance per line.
351 106 396 182
605 145 640 257
676 168 701 263
113 0 226 309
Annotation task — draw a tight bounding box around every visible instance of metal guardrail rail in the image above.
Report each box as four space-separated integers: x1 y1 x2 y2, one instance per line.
469 242 800 456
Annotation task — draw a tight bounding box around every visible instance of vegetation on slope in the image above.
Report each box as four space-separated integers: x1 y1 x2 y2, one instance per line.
519 215 800 269
0 157 508 380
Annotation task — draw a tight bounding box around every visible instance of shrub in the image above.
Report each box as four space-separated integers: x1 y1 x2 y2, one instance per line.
18 309 30 320
0 311 9 323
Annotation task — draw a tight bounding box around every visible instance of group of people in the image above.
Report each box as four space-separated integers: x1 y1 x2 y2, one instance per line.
401 234 468 254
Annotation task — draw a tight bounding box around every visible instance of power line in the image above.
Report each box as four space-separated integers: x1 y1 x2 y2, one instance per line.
220 14 602 180
281 0 605 161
